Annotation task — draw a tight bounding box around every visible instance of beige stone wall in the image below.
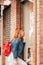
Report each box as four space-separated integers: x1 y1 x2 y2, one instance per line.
37 0 40 65
31 0 37 65
35 0 43 65
39 0 43 65
10 0 16 40
0 0 3 4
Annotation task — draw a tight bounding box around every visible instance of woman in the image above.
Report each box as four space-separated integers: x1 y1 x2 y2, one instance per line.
18 29 26 59
11 28 25 65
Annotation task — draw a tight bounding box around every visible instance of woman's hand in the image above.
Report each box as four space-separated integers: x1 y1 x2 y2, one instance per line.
14 59 18 65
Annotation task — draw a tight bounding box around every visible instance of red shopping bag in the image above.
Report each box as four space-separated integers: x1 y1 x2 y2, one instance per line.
2 41 11 56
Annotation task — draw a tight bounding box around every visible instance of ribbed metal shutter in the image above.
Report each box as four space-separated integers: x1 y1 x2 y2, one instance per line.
3 5 11 42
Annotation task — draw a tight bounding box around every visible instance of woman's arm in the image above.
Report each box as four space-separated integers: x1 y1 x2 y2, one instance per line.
11 39 20 59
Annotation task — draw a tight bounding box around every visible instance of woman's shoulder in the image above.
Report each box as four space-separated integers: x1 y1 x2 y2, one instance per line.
11 38 20 43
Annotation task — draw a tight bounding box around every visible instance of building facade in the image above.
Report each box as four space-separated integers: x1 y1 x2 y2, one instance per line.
0 0 43 65
0 0 4 65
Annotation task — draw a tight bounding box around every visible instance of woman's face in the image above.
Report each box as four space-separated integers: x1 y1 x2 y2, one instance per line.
14 30 19 38
18 30 24 39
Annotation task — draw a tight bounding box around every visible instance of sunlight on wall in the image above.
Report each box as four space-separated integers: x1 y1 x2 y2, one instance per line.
29 12 34 38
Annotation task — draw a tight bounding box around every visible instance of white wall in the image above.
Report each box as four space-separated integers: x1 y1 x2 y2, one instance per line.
23 2 34 61
23 2 30 60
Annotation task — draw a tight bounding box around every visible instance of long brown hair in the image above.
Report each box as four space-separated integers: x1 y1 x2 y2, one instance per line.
14 28 20 38
13 28 24 41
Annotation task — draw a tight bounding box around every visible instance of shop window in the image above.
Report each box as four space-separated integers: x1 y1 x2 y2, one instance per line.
20 1 34 63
